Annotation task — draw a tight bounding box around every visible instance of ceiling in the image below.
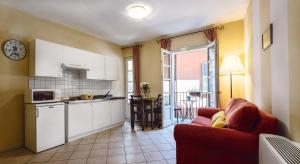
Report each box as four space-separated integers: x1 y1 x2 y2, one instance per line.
0 0 249 46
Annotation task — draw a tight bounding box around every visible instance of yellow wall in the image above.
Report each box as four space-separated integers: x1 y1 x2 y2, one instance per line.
0 5 123 152
218 20 245 108
123 20 245 108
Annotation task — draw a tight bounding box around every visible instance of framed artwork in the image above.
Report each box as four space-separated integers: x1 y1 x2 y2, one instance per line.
262 24 273 51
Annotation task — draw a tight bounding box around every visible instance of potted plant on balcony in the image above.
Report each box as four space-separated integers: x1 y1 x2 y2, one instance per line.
140 82 150 98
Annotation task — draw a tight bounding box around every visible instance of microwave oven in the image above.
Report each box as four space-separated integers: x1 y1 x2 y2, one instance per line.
25 89 61 103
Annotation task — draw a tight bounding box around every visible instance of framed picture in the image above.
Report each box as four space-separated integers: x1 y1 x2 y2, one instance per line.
262 24 273 51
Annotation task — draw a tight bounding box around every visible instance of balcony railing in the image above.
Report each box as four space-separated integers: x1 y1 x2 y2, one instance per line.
174 91 211 119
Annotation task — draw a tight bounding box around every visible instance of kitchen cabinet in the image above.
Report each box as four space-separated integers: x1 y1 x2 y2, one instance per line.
110 99 125 124
92 101 111 130
85 52 105 80
105 56 119 80
29 39 63 77
67 102 93 138
62 46 89 68
25 103 65 153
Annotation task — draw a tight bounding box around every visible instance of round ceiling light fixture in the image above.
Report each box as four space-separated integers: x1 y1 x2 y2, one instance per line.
126 3 152 19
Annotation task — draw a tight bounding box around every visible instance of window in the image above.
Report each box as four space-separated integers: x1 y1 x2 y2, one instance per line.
126 58 134 102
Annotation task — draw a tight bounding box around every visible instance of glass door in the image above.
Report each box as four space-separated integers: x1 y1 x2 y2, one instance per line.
207 42 218 107
161 48 174 127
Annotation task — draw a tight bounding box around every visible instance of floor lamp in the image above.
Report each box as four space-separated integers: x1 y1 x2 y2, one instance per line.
220 55 244 98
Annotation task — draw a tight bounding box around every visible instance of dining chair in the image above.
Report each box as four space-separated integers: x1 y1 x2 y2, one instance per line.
130 95 144 130
153 94 162 128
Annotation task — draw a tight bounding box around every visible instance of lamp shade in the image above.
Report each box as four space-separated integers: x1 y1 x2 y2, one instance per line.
220 55 244 74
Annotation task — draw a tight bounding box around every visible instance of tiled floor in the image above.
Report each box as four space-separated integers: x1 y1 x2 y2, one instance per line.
0 122 176 164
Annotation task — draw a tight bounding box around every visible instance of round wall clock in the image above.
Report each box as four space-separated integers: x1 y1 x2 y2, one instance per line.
3 39 26 61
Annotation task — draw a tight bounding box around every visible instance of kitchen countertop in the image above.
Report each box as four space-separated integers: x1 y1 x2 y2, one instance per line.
25 96 126 105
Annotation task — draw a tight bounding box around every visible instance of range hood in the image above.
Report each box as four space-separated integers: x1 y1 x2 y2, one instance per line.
62 63 90 71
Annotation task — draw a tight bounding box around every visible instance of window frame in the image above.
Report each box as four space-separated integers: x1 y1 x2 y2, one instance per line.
126 57 134 102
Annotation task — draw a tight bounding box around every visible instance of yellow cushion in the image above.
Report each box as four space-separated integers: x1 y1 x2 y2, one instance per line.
212 117 227 128
211 111 225 125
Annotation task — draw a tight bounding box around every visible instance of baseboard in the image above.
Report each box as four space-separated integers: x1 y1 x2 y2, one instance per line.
0 144 23 153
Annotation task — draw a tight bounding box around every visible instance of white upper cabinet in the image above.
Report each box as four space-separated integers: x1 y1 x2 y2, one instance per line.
105 56 119 80
62 46 88 68
85 51 105 80
30 39 63 77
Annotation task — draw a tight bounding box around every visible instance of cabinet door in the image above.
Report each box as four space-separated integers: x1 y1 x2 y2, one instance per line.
110 100 125 124
36 104 65 152
68 103 93 138
86 52 105 80
33 39 63 77
92 101 111 130
105 56 119 80
62 46 88 68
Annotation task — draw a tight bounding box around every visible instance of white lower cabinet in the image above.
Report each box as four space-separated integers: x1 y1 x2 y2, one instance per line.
25 103 65 153
92 101 111 130
67 102 93 138
110 100 125 125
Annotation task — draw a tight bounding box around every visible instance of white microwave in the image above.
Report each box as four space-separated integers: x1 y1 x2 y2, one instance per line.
25 89 61 103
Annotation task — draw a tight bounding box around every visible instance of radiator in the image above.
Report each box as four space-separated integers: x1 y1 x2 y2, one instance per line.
259 134 300 164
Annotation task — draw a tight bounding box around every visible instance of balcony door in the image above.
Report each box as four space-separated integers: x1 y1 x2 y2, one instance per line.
206 42 218 107
161 48 175 127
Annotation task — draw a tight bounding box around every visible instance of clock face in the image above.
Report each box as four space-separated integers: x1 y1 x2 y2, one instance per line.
3 39 26 61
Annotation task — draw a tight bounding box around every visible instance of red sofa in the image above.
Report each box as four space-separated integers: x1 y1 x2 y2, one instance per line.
174 98 278 164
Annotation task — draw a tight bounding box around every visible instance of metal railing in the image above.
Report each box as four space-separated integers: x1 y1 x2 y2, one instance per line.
174 91 211 119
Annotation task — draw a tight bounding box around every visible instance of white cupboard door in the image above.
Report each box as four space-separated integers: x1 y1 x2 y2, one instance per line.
34 39 63 77
92 101 111 130
105 56 119 80
110 100 125 124
86 52 105 80
36 104 65 152
68 103 93 138
62 46 88 68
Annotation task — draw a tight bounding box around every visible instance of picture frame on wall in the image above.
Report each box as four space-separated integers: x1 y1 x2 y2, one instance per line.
262 24 273 51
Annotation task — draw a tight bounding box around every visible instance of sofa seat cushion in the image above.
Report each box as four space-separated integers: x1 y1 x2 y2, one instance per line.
226 101 259 131
192 116 212 126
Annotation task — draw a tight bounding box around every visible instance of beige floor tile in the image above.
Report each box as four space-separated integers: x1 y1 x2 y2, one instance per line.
66 158 87 164
28 153 54 163
75 144 93 151
124 140 139 147
70 151 90 159
141 145 159 152
57 145 77 153
107 148 125 156
92 143 109 150
156 144 174 151
106 155 126 164
95 138 109 143
166 159 176 164
89 149 107 158
160 150 176 160
138 140 155 146
143 152 164 161
109 137 123 143
125 146 142 154
126 153 146 163
86 157 106 164
109 141 125 148
47 160 67 164
79 138 95 145
147 160 168 164
50 152 72 161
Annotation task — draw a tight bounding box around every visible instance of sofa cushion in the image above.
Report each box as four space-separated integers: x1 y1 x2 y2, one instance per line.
226 101 259 131
211 111 225 125
192 116 211 126
225 98 247 116
211 117 227 128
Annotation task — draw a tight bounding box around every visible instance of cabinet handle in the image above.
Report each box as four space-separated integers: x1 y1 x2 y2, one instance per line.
36 109 39 118
48 106 54 109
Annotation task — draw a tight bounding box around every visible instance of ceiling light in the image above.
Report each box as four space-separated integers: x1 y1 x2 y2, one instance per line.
126 4 152 19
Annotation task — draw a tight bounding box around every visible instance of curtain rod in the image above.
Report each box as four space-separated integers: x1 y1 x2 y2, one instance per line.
156 25 224 43
121 44 143 49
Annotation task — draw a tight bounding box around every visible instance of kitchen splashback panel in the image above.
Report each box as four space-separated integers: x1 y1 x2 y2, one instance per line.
29 70 112 97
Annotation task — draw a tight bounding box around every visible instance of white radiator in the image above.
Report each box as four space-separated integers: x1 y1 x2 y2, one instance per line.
259 134 300 164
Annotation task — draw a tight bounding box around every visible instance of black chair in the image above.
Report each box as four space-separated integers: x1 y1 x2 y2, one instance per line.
153 94 162 128
143 99 154 129
130 95 144 130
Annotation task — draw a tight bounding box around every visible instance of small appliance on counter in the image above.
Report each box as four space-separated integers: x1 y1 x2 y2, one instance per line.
24 89 61 104
80 94 94 100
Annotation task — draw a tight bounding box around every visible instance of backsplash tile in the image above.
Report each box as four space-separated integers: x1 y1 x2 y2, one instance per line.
29 70 112 98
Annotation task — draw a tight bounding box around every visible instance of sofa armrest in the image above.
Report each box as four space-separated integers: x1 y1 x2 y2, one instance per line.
197 108 222 118
174 124 258 154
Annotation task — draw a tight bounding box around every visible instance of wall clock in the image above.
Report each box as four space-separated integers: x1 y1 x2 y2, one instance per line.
2 39 26 61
